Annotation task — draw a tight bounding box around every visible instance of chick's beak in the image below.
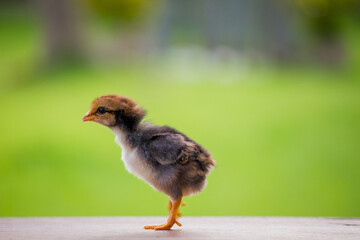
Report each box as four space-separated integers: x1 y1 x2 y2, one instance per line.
82 111 96 122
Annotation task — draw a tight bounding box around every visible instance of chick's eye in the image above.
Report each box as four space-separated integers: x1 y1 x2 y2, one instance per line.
97 107 106 115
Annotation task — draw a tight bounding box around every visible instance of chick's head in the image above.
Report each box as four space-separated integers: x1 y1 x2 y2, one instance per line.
82 94 145 128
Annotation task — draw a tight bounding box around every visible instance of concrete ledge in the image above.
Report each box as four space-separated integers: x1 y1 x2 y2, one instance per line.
1 217 359 240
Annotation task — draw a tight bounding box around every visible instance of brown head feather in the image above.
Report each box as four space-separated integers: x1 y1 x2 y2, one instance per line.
83 94 145 129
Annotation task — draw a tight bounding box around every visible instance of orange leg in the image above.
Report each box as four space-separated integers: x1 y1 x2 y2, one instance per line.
144 197 182 230
168 200 182 226
171 199 186 214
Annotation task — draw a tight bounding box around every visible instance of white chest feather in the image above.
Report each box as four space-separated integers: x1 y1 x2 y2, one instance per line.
112 129 155 184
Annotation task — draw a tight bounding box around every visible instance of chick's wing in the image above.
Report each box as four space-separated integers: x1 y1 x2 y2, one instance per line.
147 133 187 165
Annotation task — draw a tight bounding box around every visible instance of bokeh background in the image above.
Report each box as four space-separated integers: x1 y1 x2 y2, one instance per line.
1 0 360 217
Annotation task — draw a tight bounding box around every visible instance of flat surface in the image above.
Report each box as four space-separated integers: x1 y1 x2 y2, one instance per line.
0 217 359 240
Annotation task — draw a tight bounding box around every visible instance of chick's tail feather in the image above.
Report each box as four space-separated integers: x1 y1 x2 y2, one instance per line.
197 151 216 175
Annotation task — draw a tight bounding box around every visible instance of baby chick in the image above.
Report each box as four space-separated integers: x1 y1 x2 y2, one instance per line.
82 95 216 230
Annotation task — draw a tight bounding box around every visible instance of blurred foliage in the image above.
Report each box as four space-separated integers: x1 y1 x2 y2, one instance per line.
83 0 156 24
298 0 359 39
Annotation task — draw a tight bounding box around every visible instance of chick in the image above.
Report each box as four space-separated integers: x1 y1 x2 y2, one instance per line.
82 95 216 230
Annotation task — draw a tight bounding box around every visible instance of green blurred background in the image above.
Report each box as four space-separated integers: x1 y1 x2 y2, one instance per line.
1 0 360 217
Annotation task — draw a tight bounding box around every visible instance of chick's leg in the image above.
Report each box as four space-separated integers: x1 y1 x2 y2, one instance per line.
144 197 182 230
170 199 186 215
168 199 182 226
